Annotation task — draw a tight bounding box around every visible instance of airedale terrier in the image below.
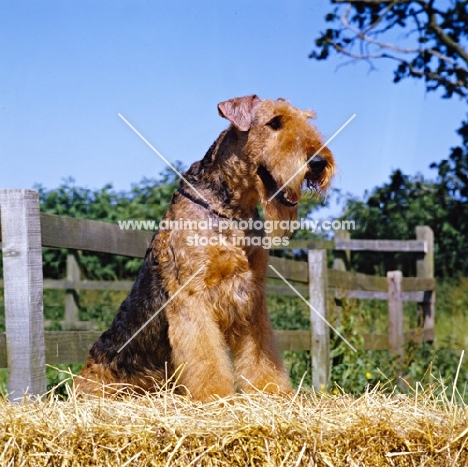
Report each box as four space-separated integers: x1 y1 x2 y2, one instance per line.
76 95 335 401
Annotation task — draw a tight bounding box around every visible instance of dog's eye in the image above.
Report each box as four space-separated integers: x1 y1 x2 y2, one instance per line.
266 116 282 130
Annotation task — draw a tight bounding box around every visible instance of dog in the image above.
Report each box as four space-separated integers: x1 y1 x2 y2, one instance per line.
76 95 335 401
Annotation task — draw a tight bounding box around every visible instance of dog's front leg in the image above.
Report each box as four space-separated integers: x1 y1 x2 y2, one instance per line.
229 248 291 392
166 302 235 402
227 244 292 395
230 290 292 395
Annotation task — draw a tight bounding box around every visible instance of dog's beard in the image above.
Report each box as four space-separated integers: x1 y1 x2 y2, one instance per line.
256 164 302 239
262 199 298 239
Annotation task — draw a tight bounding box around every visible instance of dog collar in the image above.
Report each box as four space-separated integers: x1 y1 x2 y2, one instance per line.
176 187 243 223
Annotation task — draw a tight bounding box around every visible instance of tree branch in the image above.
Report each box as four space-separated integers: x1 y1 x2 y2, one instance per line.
425 4 468 65
339 2 464 67
333 1 468 65
327 40 467 95
398 59 468 95
313 0 468 97
341 4 420 55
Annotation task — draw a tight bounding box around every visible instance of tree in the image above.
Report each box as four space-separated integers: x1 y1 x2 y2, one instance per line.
311 0 468 99
311 1 468 277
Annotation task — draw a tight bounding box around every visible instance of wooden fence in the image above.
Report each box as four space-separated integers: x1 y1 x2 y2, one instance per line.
0 189 435 398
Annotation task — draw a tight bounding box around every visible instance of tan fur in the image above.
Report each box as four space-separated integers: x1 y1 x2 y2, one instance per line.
75 95 336 402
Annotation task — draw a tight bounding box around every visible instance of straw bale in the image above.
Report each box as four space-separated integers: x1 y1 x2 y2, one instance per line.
0 382 467 466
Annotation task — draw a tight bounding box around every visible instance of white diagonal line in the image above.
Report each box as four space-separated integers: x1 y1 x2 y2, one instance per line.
118 113 208 202
269 265 357 352
117 265 205 353
268 113 356 202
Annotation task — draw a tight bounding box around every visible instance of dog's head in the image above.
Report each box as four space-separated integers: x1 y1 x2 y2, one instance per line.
218 95 336 236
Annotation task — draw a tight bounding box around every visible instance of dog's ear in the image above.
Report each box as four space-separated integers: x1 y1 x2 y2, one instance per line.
217 95 261 131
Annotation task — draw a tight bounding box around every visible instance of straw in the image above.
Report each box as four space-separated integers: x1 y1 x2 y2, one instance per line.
0 372 467 466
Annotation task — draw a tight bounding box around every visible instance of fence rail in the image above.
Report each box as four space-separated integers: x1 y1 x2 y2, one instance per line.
0 215 431 256
0 188 435 398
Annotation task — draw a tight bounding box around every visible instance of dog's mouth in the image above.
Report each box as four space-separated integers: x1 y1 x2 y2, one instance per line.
257 165 299 207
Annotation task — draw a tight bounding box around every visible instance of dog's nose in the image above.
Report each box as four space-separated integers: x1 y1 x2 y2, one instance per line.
308 155 327 174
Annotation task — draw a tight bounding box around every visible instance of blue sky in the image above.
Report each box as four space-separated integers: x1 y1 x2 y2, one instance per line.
1 1 466 216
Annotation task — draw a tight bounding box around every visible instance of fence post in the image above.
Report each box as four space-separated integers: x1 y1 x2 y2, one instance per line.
333 230 350 271
387 270 404 376
62 254 80 330
308 249 329 391
0 189 46 399
416 226 435 340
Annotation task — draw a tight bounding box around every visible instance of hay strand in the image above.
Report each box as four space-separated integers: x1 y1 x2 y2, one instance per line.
0 373 467 466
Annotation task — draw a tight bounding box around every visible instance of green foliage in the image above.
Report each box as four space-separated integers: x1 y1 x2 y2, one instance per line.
268 294 312 388
329 291 468 400
329 298 376 393
46 364 83 398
